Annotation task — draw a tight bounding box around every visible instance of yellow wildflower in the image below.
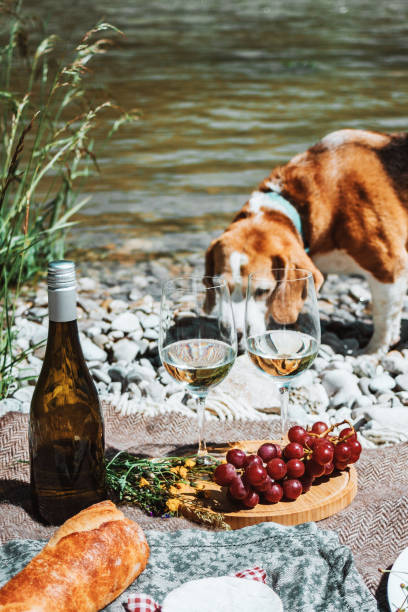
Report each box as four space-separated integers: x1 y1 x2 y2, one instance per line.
169 485 179 496
184 459 196 468
170 466 179 474
195 483 205 490
179 467 188 479
166 498 181 512
139 477 150 487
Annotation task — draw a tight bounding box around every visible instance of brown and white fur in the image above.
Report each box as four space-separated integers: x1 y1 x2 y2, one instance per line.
205 129 408 353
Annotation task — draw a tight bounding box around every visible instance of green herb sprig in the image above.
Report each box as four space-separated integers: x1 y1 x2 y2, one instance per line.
105 451 230 529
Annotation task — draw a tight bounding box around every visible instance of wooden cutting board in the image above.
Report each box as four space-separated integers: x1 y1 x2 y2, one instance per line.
182 440 358 529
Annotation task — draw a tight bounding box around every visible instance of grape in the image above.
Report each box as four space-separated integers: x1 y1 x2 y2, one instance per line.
242 490 260 508
313 443 334 466
348 439 362 463
284 442 304 460
263 482 283 504
226 448 247 468
334 461 348 471
334 442 352 463
311 421 328 435
299 475 314 493
305 459 325 478
339 427 357 442
323 461 334 476
288 425 307 445
286 458 305 479
283 479 302 500
254 476 274 493
245 463 268 486
257 443 278 463
214 463 237 486
229 477 251 500
266 458 287 480
303 434 314 448
274 444 283 458
244 454 263 468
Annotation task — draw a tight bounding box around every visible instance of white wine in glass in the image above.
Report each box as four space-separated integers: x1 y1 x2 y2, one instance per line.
245 270 320 441
159 277 237 457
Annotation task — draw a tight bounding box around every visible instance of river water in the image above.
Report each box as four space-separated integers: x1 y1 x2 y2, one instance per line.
27 0 408 263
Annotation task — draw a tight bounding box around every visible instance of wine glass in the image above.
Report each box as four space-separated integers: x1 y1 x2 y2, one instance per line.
244 270 320 441
159 276 237 457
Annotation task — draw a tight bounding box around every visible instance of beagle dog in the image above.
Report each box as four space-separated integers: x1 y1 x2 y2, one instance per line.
205 129 408 353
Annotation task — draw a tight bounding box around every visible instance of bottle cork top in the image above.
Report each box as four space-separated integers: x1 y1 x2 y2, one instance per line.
48 260 76 290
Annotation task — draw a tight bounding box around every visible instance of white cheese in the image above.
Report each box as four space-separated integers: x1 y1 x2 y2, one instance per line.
162 576 283 612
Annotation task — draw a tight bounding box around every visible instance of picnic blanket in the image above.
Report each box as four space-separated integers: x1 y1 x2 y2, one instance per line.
1 403 407 610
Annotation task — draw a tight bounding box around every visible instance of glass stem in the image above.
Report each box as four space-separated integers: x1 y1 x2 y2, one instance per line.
279 383 290 442
196 394 208 456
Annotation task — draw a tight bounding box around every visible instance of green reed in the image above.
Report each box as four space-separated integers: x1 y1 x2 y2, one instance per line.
0 1 138 398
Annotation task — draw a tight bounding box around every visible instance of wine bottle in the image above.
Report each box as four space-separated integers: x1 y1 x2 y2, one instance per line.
29 260 106 524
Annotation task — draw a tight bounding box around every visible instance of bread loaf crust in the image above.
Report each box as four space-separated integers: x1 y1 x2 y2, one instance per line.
0 500 149 612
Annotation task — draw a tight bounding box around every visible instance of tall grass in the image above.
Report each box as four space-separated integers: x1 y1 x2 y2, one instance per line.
0 1 138 399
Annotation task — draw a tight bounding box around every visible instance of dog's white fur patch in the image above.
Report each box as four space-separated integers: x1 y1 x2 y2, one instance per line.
313 249 407 353
264 179 282 193
321 129 388 150
229 251 248 285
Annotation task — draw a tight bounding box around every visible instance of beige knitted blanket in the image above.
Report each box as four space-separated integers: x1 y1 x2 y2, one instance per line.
1 404 406 610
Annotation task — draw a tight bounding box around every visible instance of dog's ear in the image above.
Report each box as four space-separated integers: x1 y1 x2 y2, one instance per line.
205 239 217 280
203 239 218 313
271 255 288 281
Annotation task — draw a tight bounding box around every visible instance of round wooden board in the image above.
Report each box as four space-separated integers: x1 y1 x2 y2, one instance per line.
182 440 357 529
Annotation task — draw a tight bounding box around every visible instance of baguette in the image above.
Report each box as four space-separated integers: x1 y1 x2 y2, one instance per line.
0 500 149 612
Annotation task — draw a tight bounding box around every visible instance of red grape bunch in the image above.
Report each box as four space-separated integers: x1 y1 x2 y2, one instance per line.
213 419 361 510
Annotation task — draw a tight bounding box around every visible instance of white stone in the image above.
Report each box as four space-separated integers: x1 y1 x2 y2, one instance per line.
359 408 408 443
143 328 159 340
13 387 34 402
352 355 378 378
349 285 371 302
396 374 408 392
213 354 280 414
368 373 396 394
127 364 156 382
0 398 23 417
78 277 98 291
92 369 111 385
382 351 408 376
112 339 140 363
108 330 125 341
321 369 362 408
139 313 160 329
109 299 128 313
81 337 107 362
290 370 316 388
111 312 142 334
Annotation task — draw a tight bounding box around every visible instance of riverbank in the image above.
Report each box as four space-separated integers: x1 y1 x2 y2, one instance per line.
2 253 408 448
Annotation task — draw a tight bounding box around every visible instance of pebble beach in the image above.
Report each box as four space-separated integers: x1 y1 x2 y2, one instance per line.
4 253 408 450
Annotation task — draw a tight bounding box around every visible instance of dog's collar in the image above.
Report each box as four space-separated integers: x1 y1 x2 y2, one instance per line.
265 191 309 253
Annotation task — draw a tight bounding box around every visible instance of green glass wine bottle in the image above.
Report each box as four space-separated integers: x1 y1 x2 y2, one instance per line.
29 260 106 524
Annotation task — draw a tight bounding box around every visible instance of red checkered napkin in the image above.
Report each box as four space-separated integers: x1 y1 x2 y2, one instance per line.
125 567 266 612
